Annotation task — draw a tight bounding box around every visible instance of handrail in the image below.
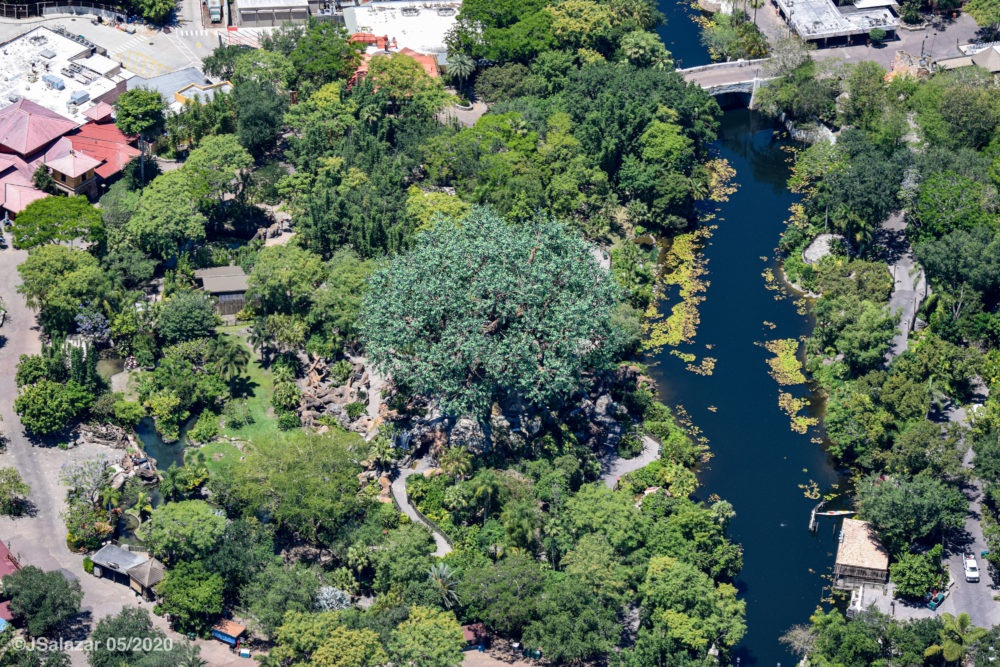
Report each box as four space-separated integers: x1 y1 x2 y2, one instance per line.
0 1 126 20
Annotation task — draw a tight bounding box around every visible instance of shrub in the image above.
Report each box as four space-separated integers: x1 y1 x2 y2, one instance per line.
277 411 301 430
188 410 220 444
616 432 644 459
272 381 302 412
82 556 94 574
222 399 254 429
345 401 366 420
869 27 886 43
113 398 146 427
329 359 353 386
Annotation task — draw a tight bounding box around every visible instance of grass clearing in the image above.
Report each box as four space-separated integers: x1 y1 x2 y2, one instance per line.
187 440 243 476
219 332 280 442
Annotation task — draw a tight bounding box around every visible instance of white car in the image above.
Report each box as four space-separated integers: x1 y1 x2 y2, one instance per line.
965 554 981 583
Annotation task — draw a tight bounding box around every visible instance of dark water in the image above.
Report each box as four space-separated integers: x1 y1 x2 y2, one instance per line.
135 416 190 472
645 109 847 665
657 0 712 69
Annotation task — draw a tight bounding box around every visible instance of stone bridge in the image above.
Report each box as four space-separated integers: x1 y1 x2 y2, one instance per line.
678 58 774 101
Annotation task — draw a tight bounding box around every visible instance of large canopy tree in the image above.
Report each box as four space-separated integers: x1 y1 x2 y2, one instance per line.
10 195 102 249
359 208 622 416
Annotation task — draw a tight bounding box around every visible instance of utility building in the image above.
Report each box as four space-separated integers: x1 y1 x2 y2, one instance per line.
833 518 890 590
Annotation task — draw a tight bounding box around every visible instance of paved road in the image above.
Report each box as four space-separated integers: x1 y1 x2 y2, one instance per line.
934 398 1000 627
0 243 249 666
390 458 452 557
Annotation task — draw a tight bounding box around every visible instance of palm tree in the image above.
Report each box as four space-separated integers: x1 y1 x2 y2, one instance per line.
447 53 475 91
501 500 538 548
443 485 469 512
427 562 460 609
367 436 396 474
471 470 502 526
133 490 153 519
247 323 272 363
748 0 765 25
924 612 987 662
210 336 250 390
438 446 472 481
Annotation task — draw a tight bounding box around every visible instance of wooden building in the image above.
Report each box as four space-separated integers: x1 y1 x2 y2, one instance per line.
833 518 889 590
90 544 165 600
193 266 249 316
126 556 165 600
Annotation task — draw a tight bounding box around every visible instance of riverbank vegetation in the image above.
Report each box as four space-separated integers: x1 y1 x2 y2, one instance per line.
0 4 756 664
768 48 1000 663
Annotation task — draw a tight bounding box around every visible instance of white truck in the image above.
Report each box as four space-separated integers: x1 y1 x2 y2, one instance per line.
965 553 981 583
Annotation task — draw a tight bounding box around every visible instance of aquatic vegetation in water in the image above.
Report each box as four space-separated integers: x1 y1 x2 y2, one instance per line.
762 267 786 300
762 320 776 330
798 479 821 500
642 226 714 352
778 391 819 434
686 356 717 376
705 158 738 202
760 339 806 385
671 350 697 363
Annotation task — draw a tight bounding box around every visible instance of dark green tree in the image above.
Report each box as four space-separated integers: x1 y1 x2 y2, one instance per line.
1 566 82 637
359 208 622 416
155 561 224 634
156 291 219 344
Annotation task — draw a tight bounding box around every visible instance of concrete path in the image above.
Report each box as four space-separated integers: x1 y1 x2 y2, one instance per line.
0 243 250 666
877 211 927 364
600 435 661 489
390 458 452 557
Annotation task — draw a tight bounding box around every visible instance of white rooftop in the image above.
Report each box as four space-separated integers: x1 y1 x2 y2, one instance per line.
0 27 134 123
343 0 461 55
777 0 897 39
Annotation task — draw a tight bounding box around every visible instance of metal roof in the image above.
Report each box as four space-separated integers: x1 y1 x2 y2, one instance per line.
90 544 148 573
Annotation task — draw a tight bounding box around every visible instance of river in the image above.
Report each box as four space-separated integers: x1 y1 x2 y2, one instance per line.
650 4 847 664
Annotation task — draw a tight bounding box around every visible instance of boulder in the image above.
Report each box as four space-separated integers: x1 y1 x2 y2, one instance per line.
449 417 489 454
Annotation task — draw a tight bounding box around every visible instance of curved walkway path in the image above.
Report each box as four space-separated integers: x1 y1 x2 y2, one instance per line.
390 457 452 557
877 211 927 364
600 435 661 488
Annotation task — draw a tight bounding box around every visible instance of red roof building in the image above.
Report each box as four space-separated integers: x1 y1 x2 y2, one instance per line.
351 48 439 87
82 101 115 123
0 100 139 216
67 122 141 180
350 32 394 50
0 99 79 157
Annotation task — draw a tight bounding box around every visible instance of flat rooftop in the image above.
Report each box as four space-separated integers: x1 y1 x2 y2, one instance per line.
0 27 133 123
776 0 897 40
343 0 461 55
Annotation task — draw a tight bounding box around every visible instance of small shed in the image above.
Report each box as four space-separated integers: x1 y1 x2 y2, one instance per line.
126 557 165 600
194 265 249 316
461 623 487 650
90 544 149 588
211 619 246 647
833 518 889 589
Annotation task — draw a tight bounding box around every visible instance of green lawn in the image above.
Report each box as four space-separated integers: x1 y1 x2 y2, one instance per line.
186 440 243 476
219 333 280 442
